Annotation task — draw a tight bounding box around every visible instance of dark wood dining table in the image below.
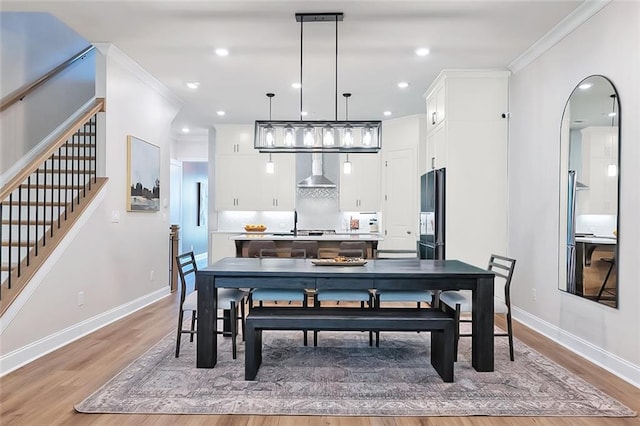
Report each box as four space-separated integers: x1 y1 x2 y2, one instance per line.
195 257 496 372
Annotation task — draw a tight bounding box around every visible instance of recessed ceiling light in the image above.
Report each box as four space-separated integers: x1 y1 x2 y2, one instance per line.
186 81 199 89
397 81 409 89
292 82 302 89
300 111 308 116
181 127 190 133
217 110 226 116
415 47 430 57
579 83 593 90
383 111 392 116
215 48 229 57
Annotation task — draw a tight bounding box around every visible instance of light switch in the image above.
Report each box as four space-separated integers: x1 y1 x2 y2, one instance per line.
111 211 120 223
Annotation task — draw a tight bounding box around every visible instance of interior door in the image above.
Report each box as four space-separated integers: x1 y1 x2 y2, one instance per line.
382 148 417 250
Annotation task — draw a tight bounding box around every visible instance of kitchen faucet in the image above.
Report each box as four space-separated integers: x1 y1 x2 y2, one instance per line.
293 210 298 237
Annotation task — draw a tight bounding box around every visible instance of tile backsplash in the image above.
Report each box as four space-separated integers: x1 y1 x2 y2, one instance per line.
576 214 617 237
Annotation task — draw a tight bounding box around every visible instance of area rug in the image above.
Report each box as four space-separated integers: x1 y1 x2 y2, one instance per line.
75 329 636 417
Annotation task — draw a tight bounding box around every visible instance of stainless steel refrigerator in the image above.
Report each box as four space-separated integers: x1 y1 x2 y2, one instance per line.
419 168 446 260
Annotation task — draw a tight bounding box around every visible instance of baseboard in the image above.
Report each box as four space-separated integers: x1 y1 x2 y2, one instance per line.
0 287 170 377
512 306 640 388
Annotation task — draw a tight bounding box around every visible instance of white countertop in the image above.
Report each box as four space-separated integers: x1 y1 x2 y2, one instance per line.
230 233 383 241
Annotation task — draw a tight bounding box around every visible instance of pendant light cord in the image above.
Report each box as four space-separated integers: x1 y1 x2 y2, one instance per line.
300 20 304 121
335 15 338 121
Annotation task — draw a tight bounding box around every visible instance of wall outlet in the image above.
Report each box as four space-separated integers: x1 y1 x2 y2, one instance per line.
279 223 286 229
531 288 537 302
77 291 85 306
150 270 155 281
111 211 120 223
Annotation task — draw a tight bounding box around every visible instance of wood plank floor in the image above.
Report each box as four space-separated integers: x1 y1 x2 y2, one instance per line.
1 292 638 426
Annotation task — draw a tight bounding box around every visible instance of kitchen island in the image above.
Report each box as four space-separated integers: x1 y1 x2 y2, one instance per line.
231 233 382 258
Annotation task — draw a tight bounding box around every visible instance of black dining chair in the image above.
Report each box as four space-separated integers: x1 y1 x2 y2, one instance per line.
439 254 517 361
175 251 246 359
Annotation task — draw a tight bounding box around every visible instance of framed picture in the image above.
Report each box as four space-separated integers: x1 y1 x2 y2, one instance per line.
127 135 160 212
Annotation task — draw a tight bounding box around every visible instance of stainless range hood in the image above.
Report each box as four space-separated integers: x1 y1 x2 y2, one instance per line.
297 153 336 188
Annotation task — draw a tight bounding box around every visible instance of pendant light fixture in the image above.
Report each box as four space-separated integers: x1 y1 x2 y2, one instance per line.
264 93 275 173
343 153 352 174
254 12 381 153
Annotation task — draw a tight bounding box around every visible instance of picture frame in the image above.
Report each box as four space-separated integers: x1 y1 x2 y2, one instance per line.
127 135 160 212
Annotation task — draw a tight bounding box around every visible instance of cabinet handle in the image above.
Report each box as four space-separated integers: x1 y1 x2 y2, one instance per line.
407 230 412 234
431 157 436 169
432 112 437 125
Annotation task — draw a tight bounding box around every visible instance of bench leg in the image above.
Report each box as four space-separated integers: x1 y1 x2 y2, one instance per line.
431 327 454 382
245 324 262 380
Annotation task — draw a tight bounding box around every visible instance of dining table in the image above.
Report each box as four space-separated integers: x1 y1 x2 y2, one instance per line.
195 257 496 372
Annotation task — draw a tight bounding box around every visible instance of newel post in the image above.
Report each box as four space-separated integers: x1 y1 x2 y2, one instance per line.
169 224 180 293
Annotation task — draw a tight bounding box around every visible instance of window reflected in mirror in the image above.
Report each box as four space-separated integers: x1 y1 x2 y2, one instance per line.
558 75 620 308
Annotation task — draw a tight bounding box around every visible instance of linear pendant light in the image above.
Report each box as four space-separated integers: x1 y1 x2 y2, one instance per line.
254 12 381 153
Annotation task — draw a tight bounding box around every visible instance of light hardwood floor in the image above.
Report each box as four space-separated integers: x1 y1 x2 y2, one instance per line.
1 292 638 426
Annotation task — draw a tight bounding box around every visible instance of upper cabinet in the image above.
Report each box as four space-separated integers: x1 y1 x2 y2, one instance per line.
339 154 380 212
259 154 296 211
215 124 257 156
423 70 510 267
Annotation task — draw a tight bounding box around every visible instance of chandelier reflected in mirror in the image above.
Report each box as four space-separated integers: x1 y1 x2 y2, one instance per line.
254 12 382 153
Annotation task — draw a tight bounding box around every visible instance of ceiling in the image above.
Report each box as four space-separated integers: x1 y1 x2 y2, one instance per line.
4 1 584 135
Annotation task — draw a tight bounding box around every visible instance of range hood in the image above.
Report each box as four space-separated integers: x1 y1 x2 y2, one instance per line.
297 153 336 188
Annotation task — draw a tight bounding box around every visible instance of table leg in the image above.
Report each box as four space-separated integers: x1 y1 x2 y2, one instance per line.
196 274 217 368
471 276 494 372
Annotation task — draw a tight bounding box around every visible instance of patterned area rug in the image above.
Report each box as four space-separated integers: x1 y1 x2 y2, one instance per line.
75 329 636 417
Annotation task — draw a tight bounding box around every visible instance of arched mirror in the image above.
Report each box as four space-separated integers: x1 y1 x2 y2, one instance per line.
558 75 620 308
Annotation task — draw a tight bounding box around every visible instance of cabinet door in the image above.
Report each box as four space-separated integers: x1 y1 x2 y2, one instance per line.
215 156 261 210
260 154 296 210
215 125 256 155
339 155 380 211
426 83 445 132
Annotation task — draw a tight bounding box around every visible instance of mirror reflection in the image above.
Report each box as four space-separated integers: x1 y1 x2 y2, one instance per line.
559 75 619 308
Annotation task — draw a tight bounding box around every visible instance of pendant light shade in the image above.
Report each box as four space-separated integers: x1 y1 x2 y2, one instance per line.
254 12 381 153
343 154 352 174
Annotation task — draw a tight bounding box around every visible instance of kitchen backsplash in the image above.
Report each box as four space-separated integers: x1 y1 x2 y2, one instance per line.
575 214 617 237
216 210 381 234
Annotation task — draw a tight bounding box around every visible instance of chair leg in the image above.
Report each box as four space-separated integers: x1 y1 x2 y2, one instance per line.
303 295 308 346
375 293 380 348
453 304 461 362
506 310 515 361
175 309 184 358
231 301 237 360
596 260 615 301
240 296 246 342
313 295 319 347
189 310 196 342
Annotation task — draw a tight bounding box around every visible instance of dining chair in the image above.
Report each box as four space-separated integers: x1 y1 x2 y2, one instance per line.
246 240 309 345
175 251 246 359
439 254 517 361
596 255 616 302
313 241 374 346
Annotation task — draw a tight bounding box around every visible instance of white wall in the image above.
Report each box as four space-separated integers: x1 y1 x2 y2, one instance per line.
0 44 183 373
509 2 640 385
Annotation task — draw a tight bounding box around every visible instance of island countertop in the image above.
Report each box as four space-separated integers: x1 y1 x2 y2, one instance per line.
229 233 383 241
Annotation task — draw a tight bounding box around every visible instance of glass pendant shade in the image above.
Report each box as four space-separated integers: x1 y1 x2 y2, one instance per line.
343 156 352 174
322 124 335 146
362 126 373 146
342 125 353 146
284 125 295 146
266 160 275 174
304 125 315 146
264 125 275 146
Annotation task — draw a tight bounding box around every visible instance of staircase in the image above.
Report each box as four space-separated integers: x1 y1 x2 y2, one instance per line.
0 98 107 315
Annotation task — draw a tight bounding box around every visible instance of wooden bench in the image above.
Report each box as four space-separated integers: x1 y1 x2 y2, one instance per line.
245 307 456 382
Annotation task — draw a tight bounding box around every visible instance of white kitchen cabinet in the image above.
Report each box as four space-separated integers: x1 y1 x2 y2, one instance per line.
215 124 257 156
423 70 510 268
215 155 260 210
339 154 380 212
258 154 296 210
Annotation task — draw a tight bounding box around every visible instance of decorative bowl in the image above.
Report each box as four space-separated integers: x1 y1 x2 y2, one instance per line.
244 224 267 232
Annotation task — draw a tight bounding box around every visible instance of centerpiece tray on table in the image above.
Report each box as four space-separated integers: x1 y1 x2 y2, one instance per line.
311 257 367 266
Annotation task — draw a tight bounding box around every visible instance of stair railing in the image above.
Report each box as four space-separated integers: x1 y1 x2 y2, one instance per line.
0 98 105 303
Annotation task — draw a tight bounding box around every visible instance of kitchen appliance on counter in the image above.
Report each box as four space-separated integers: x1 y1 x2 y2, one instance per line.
419 168 445 260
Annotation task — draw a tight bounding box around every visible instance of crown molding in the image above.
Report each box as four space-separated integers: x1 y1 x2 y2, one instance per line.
509 0 611 73
93 43 183 109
